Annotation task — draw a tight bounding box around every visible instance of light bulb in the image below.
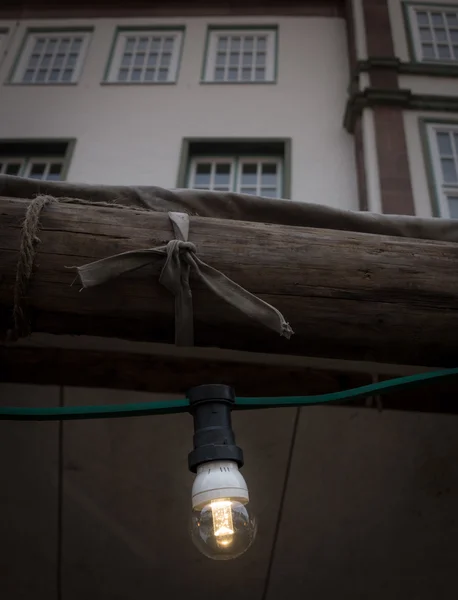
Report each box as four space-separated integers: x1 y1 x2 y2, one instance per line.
190 460 257 560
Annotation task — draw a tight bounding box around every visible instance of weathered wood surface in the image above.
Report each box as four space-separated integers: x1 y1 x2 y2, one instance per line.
2 345 458 413
1 196 458 366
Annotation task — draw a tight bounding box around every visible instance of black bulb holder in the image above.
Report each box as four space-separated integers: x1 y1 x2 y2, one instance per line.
187 384 244 473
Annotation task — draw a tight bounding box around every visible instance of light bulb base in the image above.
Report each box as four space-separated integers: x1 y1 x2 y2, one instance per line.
187 384 244 473
191 460 249 509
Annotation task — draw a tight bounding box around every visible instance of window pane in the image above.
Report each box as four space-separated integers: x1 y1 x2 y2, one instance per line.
59 39 70 53
47 164 63 181
243 37 254 51
230 37 241 51
214 164 231 186
243 52 253 66
241 164 258 186
6 163 22 176
229 52 239 66
161 53 171 67
438 45 451 59
145 68 155 81
416 11 429 25
431 12 444 26
41 53 52 68
158 68 168 81
62 69 73 82
49 69 60 82
419 28 432 41
437 132 453 154
261 188 277 198
194 163 211 186
257 37 267 51
66 53 78 67
448 196 458 218
454 45 458 59
422 44 435 58
28 54 39 68
23 69 34 82
228 68 238 80
240 187 257 195
33 38 45 53
53 53 65 68
151 38 161 51
214 68 225 80
148 53 158 66
255 68 265 80
256 53 266 66
118 68 128 81
164 38 174 52
451 31 458 42
36 69 47 82
261 163 277 186
29 163 46 178
71 38 82 52
446 14 458 27
434 28 447 41
138 38 148 51
441 158 457 183
217 37 228 51
242 68 251 80
122 53 133 66
46 39 57 52
216 52 226 66
131 69 142 81
134 53 145 66
125 38 135 52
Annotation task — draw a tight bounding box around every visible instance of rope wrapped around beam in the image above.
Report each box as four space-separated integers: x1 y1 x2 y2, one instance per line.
10 196 293 345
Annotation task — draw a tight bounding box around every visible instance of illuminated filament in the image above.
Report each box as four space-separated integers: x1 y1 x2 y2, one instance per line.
211 499 234 547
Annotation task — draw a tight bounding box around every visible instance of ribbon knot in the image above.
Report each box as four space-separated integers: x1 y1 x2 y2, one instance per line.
77 212 293 346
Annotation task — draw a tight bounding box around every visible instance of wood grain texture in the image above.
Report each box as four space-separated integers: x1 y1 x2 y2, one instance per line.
1 197 458 366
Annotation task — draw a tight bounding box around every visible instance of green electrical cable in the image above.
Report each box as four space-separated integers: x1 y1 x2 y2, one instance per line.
0 368 456 421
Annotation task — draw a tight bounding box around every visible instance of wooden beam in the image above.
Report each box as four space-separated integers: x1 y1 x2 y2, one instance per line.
1 346 458 414
1 197 458 366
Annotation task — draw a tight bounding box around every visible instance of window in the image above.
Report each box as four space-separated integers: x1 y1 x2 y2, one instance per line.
105 28 184 83
11 30 91 84
0 140 74 181
407 4 458 61
203 28 277 82
425 123 458 218
188 157 281 197
179 139 290 198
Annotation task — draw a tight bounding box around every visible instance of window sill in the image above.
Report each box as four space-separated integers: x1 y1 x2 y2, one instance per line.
5 81 79 86
101 80 177 86
200 80 277 85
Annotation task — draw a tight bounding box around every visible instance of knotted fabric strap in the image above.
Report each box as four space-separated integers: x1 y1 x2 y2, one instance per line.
77 212 293 346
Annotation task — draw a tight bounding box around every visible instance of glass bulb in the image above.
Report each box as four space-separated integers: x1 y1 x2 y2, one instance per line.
191 498 257 560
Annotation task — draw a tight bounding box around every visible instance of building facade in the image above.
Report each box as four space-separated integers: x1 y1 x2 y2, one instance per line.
1 0 457 219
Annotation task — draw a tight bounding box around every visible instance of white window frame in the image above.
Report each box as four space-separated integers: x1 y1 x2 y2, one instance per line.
0 156 65 180
106 29 184 83
187 156 282 197
188 157 236 191
23 158 65 180
203 28 276 83
0 158 26 176
426 123 458 218
12 30 91 84
408 4 458 62
236 157 282 197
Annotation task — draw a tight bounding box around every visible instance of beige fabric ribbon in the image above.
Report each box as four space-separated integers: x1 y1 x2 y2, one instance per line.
77 211 293 346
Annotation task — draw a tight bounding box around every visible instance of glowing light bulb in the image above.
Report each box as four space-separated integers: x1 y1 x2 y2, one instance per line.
211 499 235 547
190 461 257 560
